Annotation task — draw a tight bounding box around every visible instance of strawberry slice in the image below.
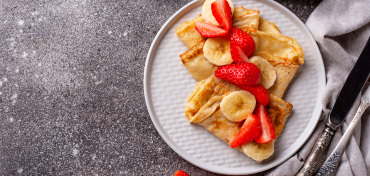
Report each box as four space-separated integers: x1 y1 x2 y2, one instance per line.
230 27 255 56
254 103 276 143
195 22 229 37
211 0 232 31
238 84 269 106
174 170 189 176
230 39 249 63
215 62 261 86
231 114 261 148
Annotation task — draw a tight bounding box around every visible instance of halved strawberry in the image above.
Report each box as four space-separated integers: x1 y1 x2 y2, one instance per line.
231 114 261 148
211 0 232 31
230 27 255 56
230 39 249 63
174 170 189 176
195 22 228 37
215 63 261 85
254 103 276 143
238 84 269 106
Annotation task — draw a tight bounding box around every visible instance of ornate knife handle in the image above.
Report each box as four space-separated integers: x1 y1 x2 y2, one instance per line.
316 102 370 176
296 126 336 176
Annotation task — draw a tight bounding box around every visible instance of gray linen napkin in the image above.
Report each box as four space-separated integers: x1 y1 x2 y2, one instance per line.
266 0 370 175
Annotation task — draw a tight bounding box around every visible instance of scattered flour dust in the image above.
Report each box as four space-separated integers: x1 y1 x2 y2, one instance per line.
11 94 18 100
11 94 18 105
72 148 79 156
22 52 28 58
18 20 24 26
17 168 23 173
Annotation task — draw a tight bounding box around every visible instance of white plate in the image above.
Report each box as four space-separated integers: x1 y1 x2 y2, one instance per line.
144 0 325 175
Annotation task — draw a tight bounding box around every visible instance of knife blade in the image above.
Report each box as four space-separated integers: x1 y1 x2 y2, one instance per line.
297 36 370 176
328 42 370 127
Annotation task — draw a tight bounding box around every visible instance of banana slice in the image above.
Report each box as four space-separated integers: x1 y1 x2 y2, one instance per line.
203 37 233 66
242 140 275 162
220 90 256 122
250 56 276 89
202 0 234 27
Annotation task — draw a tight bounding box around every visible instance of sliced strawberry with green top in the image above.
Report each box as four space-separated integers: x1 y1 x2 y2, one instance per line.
215 62 261 86
174 170 189 176
195 22 229 37
230 27 255 56
254 102 276 143
231 114 261 148
211 0 232 31
230 39 249 63
238 84 269 106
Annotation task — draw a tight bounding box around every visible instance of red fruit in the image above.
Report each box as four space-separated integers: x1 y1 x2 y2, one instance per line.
174 170 189 176
254 103 276 143
195 22 229 37
215 63 261 85
211 0 232 31
238 85 269 106
231 114 261 148
230 27 255 56
230 39 249 63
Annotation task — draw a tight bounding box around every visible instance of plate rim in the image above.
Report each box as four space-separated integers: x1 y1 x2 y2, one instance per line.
143 0 326 175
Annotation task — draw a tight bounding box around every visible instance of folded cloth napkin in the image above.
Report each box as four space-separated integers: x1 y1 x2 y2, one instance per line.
266 0 370 175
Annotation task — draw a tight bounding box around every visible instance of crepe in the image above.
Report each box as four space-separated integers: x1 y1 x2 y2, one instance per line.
258 17 282 36
240 26 304 65
175 14 205 49
178 6 301 162
179 37 300 98
232 7 260 29
180 39 216 81
268 62 299 98
185 75 293 162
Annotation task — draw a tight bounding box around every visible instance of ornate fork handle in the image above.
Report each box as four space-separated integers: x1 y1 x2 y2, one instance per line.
297 125 336 176
316 101 370 176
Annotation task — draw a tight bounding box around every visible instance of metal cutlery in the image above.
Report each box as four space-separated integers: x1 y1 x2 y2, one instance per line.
297 37 370 176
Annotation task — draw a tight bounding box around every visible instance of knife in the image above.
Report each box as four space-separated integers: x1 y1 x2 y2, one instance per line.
316 80 370 176
296 36 370 176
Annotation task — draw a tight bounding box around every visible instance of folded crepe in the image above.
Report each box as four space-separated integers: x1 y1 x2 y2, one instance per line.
239 24 302 98
185 75 293 162
175 14 205 49
258 17 282 36
240 26 304 65
180 39 216 81
177 7 303 99
232 7 260 29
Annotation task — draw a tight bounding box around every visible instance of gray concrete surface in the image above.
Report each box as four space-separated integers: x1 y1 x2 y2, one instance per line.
0 0 321 175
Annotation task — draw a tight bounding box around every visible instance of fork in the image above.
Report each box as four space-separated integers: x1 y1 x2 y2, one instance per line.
316 82 370 176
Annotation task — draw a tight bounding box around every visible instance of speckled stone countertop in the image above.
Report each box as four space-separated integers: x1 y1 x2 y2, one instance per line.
0 0 322 175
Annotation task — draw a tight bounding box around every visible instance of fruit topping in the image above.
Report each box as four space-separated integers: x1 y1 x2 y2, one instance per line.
238 84 269 106
215 62 261 85
254 103 276 143
230 39 249 63
249 56 276 89
230 27 255 56
202 0 234 27
230 114 261 148
203 37 233 66
195 22 229 37
211 0 233 31
220 90 256 122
